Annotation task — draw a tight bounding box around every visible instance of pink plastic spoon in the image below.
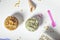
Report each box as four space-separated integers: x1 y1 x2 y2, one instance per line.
47 10 56 27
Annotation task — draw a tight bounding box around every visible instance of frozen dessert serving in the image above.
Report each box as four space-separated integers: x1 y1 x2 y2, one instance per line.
25 14 43 32
25 18 39 32
4 16 19 30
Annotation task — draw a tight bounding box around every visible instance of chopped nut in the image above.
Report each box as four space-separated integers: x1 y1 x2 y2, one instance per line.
15 3 20 7
20 9 23 12
15 0 20 7
28 0 36 12
44 26 49 30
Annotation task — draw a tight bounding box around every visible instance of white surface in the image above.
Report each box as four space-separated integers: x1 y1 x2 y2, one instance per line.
0 0 60 40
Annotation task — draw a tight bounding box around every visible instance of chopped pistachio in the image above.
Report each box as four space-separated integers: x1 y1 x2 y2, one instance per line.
25 18 39 32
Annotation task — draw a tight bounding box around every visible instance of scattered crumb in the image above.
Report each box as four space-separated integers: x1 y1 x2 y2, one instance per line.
15 0 20 7
20 9 23 12
28 0 36 12
44 26 49 30
15 3 20 7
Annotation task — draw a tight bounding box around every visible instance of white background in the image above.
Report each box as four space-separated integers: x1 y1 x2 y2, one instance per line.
0 0 60 40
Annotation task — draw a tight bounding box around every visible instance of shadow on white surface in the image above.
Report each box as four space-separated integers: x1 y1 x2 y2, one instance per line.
32 14 43 26
12 12 24 25
45 27 60 40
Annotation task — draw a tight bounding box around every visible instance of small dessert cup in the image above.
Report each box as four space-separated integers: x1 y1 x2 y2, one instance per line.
25 14 43 32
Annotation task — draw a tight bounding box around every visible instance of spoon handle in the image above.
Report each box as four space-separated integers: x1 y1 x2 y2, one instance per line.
47 10 56 27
